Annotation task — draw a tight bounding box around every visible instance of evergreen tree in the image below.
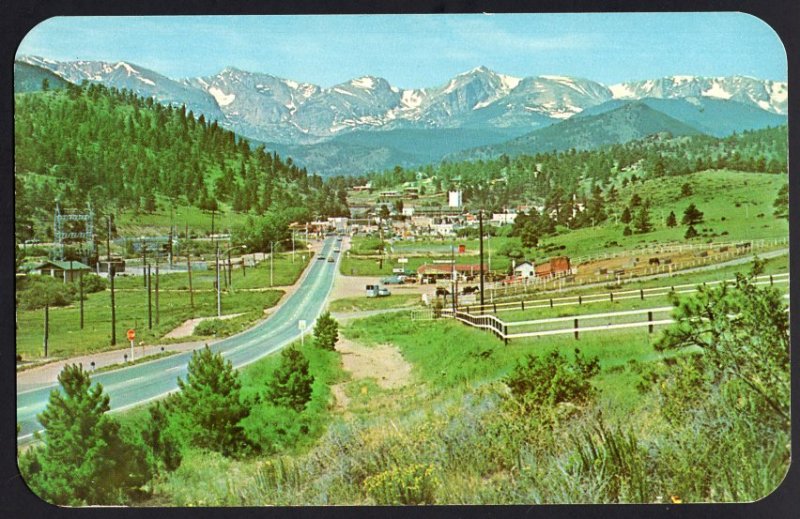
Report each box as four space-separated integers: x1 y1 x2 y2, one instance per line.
313 312 339 351
681 203 704 226
623 225 633 236
265 347 314 412
632 206 653 233
167 345 252 457
140 402 182 474
680 182 693 196
19 364 151 505
773 184 788 218
629 193 642 207
684 225 699 239
666 210 678 227
620 207 632 224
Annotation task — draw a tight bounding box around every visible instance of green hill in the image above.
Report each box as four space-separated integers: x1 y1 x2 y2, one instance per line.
13 60 71 92
14 83 348 243
451 102 704 161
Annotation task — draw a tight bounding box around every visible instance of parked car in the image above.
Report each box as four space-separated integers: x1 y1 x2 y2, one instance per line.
381 275 404 285
378 287 391 297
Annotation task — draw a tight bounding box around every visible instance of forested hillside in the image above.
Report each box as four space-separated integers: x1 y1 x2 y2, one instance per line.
14 83 349 242
366 125 788 213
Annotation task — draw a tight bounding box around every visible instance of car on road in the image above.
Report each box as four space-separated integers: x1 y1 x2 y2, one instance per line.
317 255 325 260
381 275 404 285
327 257 335 262
334 248 341 253
378 287 391 297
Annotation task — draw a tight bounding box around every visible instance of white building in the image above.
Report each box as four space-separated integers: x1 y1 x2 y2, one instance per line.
402 206 415 217
513 261 535 279
492 212 517 225
448 190 462 208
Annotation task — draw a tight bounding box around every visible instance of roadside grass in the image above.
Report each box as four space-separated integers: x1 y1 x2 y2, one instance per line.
114 252 312 292
16 285 283 360
327 294 422 313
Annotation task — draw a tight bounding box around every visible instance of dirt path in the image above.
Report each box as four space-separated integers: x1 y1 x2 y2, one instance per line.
331 337 413 411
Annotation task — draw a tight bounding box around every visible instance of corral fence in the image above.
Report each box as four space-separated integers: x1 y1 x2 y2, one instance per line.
452 272 789 316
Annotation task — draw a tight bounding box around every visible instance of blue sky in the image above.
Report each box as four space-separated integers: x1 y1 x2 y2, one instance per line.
16 13 787 88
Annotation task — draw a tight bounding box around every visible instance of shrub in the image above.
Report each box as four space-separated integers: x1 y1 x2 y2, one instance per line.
504 349 600 410
78 273 107 294
363 463 440 505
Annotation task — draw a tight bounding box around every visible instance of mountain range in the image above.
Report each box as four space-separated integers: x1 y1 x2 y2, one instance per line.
15 56 788 176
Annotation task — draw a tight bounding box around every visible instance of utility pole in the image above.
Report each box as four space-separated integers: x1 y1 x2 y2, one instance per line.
79 270 84 329
43 303 49 358
141 239 147 288
147 264 152 329
479 210 485 309
227 248 232 287
216 244 221 317
110 264 116 345
451 244 456 313
106 216 112 261
187 252 194 312
270 242 274 287
155 260 160 325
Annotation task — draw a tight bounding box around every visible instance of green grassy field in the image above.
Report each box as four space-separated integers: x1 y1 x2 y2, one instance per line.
16 286 283 360
541 170 787 260
327 293 423 313
115 251 312 291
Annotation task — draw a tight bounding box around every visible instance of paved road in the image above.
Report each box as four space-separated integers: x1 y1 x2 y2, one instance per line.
17 237 343 442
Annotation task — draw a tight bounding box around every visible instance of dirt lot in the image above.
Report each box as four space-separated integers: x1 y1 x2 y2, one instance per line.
331 337 413 410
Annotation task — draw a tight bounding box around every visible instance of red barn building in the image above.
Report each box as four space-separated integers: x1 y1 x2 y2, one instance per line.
534 256 572 279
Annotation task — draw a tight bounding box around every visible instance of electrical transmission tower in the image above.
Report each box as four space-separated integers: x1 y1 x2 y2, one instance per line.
53 203 95 261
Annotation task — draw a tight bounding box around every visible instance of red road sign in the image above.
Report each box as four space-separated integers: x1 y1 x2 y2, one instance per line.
127 329 136 341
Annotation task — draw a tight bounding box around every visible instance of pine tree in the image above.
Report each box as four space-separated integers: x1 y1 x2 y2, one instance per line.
680 182 693 196
633 206 653 233
666 210 677 227
167 345 252 457
265 347 314 412
313 312 339 351
19 364 151 505
685 225 699 239
620 207 632 224
681 203 704 226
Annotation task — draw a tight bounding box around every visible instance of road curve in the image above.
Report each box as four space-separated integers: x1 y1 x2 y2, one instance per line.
17 237 343 442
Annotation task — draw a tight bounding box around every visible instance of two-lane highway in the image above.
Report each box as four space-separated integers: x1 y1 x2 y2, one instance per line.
17 236 344 442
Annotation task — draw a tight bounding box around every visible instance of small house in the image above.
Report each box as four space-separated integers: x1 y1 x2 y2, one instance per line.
32 260 92 283
513 261 535 279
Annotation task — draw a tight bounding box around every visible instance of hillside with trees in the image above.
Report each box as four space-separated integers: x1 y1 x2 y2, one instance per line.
14 83 350 244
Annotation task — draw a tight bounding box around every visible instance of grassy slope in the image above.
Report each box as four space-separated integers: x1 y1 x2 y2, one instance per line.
16 254 311 359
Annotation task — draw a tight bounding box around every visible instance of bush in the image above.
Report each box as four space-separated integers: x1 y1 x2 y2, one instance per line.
363 463 440 505
504 349 600 410
78 273 107 294
194 318 238 336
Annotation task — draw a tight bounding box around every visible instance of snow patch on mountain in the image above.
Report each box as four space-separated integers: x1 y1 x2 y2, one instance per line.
208 86 235 107
114 61 138 75
702 82 732 99
351 77 376 89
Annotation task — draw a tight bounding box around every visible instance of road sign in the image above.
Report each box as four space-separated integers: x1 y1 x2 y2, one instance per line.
298 320 307 331
127 329 136 341
398 257 408 264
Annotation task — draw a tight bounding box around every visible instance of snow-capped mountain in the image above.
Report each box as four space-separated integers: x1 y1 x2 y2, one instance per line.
18 56 225 122
15 56 787 175
610 75 787 115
